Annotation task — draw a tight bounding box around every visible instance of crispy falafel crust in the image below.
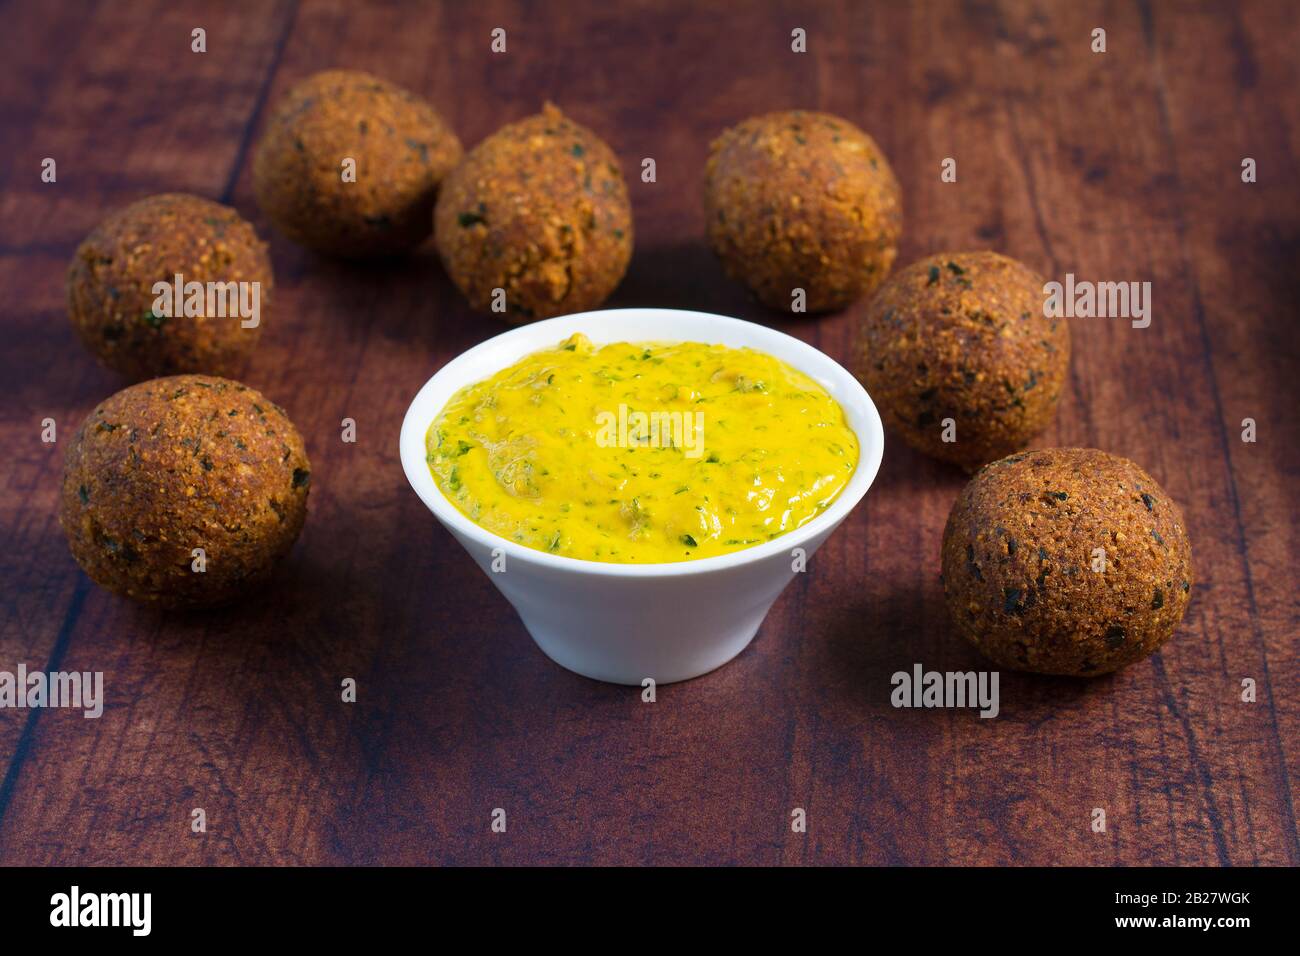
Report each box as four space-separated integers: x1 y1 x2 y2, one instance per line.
434 102 633 322
856 251 1070 469
941 448 1193 676
704 110 902 312
60 375 311 608
67 193 271 381
253 69 462 257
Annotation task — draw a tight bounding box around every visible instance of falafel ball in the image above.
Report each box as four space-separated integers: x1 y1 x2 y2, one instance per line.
67 194 271 381
434 102 633 322
60 375 311 609
704 110 902 313
253 69 462 257
856 251 1069 470
941 448 1193 676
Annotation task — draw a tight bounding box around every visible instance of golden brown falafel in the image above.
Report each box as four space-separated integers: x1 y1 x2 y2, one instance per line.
253 69 462 257
941 448 1193 676
67 194 271 381
60 375 311 608
856 251 1069 470
434 102 633 322
704 110 902 313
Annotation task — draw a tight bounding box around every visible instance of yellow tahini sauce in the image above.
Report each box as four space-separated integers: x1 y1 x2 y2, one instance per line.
426 334 858 563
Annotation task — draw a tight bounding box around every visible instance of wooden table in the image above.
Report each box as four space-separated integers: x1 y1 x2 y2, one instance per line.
0 0 1296 866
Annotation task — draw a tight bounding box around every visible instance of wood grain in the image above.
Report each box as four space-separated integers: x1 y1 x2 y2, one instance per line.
0 0 1295 866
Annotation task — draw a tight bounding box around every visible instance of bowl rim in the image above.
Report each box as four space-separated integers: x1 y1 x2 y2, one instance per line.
399 307 885 578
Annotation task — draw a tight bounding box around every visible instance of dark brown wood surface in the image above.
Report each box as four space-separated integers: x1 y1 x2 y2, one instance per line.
0 0 1296 866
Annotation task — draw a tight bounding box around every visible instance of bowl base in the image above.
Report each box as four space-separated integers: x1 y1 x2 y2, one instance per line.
520 616 763 686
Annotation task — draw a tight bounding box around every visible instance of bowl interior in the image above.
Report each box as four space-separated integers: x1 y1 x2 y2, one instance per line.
399 308 884 577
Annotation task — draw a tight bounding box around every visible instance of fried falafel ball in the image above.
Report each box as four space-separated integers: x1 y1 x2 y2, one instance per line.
253 69 462 256
704 110 902 313
941 448 1193 676
67 194 271 381
60 375 311 608
856 251 1070 470
434 102 634 322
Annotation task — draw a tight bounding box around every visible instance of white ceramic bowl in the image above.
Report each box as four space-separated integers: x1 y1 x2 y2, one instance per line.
399 308 885 684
